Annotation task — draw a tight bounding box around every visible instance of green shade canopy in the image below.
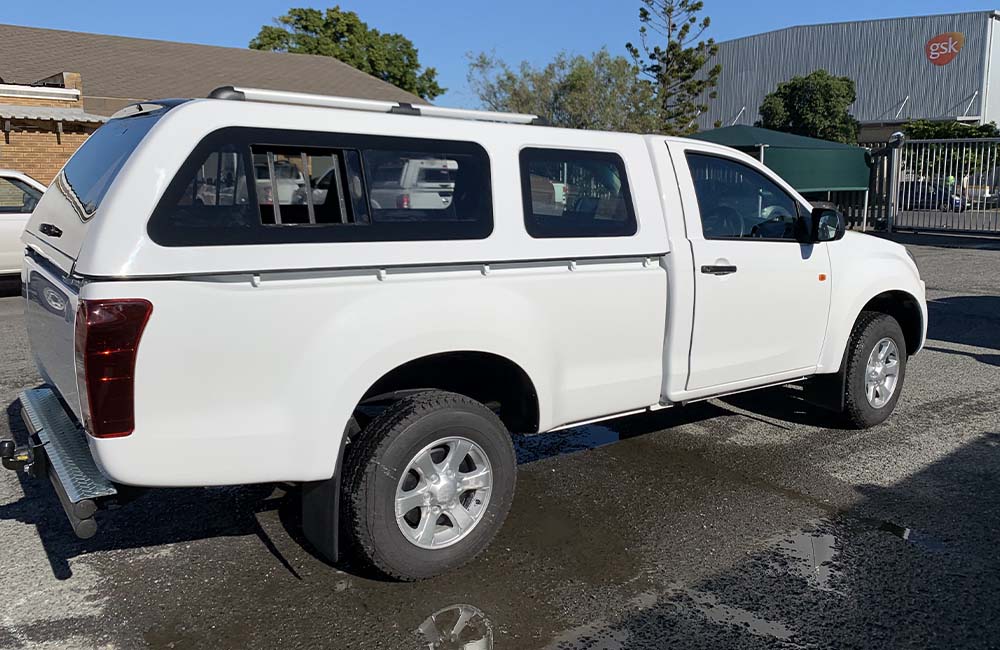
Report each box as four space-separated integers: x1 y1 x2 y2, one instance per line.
689 125 870 193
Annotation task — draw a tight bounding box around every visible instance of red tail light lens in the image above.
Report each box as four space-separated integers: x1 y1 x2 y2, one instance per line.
75 299 153 438
397 193 410 209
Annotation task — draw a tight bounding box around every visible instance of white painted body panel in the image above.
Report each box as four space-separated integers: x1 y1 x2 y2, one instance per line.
84 259 666 485
818 231 927 372
18 98 926 487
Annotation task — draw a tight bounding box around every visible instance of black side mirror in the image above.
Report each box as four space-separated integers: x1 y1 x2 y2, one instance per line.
810 207 846 242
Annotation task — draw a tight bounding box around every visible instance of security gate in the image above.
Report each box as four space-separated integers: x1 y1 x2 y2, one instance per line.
884 138 1000 235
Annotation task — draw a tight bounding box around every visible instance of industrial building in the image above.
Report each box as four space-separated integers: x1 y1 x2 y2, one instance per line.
697 11 1000 141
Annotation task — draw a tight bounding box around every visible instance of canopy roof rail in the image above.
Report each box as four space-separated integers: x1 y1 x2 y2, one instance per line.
207 86 545 125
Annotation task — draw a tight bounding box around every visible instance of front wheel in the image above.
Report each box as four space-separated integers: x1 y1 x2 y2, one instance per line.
342 391 516 581
842 312 907 429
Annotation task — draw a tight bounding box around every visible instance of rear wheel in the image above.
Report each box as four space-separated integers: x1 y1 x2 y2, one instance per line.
843 312 907 429
342 391 516 581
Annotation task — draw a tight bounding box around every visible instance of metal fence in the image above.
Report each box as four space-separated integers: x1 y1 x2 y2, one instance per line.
882 138 1000 235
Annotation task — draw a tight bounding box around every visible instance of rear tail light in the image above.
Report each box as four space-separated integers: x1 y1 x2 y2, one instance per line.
397 193 410 209
75 299 153 438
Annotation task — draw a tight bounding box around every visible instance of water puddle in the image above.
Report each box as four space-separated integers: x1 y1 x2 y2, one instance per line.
666 586 798 641
773 529 841 592
415 604 494 650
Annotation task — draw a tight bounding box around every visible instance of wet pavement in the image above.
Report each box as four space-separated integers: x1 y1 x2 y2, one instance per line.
0 234 998 649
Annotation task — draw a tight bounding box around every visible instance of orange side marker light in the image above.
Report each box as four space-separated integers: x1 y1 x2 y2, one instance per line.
818 273 827 282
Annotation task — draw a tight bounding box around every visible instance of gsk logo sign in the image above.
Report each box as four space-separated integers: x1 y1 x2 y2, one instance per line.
925 32 965 66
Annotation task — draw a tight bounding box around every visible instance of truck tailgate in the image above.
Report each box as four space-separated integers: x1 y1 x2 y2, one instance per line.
23 251 83 423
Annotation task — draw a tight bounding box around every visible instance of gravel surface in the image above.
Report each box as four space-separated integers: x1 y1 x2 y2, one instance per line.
0 234 997 649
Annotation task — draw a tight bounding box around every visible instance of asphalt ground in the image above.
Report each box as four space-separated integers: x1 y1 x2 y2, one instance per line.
0 234 998 649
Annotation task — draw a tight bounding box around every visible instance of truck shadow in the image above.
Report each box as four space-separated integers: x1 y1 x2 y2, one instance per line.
926 295 1000 351
0 393 837 582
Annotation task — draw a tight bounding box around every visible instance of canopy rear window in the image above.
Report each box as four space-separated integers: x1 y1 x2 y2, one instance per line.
62 111 163 218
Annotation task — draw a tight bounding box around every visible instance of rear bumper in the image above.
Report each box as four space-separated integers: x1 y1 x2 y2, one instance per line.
2 387 118 538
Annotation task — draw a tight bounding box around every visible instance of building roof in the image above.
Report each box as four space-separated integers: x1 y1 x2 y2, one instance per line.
0 23 425 116
689 126 871 192
691 125 862 150
0 103 108 123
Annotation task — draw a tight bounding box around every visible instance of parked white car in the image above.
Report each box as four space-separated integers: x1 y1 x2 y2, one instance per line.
4 89 926 581
0 169 45 276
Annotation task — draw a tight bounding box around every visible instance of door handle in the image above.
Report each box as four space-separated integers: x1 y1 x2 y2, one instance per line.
701 265 737 276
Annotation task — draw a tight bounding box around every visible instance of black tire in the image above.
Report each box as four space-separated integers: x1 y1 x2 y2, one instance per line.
843 312 907 429
342 391 516 581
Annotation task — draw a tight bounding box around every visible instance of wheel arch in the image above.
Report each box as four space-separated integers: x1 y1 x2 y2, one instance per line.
857 290 925 356
359 351 541 435
819 284 926 374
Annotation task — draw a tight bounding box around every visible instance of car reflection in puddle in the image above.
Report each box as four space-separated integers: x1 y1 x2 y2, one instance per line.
416 604 494 650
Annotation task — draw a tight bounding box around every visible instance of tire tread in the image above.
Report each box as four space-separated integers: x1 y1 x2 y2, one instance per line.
342 390 513 581
842 311 906 429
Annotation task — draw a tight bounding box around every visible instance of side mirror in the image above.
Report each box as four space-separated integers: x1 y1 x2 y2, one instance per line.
810 207 846 242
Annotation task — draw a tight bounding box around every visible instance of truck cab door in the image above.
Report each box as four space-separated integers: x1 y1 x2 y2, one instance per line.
676 148 832 392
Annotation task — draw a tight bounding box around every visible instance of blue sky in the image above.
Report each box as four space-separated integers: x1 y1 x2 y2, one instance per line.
4 1 998 107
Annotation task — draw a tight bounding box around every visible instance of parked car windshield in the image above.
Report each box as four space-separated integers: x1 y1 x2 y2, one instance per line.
0 176 42 213
62 111 162 217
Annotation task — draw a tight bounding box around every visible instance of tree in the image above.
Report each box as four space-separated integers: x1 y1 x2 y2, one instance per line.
250 6 443 100
757 70 859 143
626 0 721 135
902 119 1000 139
467 49 660 133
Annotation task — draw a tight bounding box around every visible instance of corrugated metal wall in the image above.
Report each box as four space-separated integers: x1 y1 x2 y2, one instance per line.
698 11 995 131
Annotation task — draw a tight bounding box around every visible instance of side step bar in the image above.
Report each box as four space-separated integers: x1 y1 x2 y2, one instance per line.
6 388 118 538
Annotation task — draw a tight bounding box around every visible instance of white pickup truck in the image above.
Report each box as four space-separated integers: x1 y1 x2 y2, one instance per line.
3 88 926 581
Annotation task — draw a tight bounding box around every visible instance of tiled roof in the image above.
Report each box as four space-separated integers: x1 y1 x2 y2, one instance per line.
0 23 426 115
0 103 108 123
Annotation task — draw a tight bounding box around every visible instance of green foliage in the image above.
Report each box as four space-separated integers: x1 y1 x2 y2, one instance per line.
757 70 859 143
467 49 660 133
902 120 1000 140
250 6 443 100
626 0 721 135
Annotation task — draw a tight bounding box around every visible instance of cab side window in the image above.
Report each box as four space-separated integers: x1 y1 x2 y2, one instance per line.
686 153 800 240
520 148 637 238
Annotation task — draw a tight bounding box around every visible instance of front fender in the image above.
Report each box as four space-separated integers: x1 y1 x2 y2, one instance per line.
818 234 927 373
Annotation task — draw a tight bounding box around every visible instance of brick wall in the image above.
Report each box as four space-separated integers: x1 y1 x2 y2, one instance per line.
0 73 96 184
2 96 82 109
0 129 91 185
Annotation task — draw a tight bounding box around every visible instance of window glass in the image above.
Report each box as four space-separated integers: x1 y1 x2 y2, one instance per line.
251 148 362 225
0 177 42 214
158 143 257 233
148 128 491 246
686 153 800 240
362 152 472 223
520 148 636 238
63 112 162 217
